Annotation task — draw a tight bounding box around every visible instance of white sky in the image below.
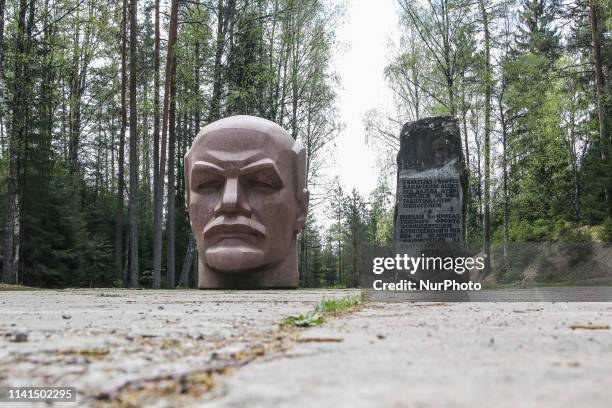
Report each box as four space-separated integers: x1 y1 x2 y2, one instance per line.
332 0 399 197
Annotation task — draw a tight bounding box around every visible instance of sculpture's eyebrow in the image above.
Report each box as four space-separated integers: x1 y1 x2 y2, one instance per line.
240 158 280 176
191 161 224 175
204 149 259 164
191 158 281 180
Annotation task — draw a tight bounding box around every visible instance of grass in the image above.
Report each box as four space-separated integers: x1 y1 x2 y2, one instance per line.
0 284 39 291
314 294 362 314
280 313 325 328
280 293 363 328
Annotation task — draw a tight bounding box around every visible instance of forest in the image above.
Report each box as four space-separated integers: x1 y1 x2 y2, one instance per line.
0 0 610 289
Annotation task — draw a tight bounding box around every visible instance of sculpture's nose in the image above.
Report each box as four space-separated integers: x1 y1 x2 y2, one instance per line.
214 177 251 217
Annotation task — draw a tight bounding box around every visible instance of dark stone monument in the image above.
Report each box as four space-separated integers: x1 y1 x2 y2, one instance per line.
393 116 468 281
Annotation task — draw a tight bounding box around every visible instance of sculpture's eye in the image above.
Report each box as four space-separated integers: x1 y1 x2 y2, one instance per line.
196 179 224 193
245 171 280 194
249 179 274 191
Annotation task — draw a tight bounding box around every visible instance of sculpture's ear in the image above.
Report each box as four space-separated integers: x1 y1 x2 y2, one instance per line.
295 188 309 232
184 151 191 212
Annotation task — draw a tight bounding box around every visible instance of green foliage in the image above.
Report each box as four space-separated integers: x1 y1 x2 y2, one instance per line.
515 0 560 59
0 284 39 291
280 313 324 328
599 218 612 242
280 294 361 327
0 0 341 288
314 295 361 314
552 220 591 243
368 178 394 244
507 218 592 243
341 188 371 287
1 0 611 289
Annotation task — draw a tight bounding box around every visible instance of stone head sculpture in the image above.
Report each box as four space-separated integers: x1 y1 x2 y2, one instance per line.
184 115 309 288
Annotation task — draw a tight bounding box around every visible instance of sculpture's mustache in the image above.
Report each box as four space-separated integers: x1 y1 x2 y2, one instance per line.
203 215 266 242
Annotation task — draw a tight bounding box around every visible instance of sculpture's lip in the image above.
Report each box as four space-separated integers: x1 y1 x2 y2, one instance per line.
208 228 259 243
203 217 266 244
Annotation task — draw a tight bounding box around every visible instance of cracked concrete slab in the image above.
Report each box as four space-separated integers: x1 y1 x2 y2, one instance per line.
1 289 611 408
207 301 612 408
0 289 355 407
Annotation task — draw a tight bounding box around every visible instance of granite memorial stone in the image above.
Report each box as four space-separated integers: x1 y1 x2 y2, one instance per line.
393 116 468 281
184 115 309 289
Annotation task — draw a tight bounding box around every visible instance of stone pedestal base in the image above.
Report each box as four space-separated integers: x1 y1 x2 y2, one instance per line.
197 250 299 289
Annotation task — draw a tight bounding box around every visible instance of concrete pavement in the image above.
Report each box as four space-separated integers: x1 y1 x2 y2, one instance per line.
1 289 610 407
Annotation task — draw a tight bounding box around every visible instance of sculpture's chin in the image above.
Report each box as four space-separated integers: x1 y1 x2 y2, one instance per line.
204 246 265 273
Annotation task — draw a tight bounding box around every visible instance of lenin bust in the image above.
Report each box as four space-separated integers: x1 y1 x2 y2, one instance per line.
184 115 309 289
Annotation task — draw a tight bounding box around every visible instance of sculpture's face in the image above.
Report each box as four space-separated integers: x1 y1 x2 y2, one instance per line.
186 126 305 273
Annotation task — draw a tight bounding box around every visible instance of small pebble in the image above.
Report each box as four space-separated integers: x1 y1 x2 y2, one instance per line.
11 332 28 343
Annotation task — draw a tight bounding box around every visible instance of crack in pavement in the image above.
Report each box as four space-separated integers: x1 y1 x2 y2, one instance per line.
0 289 360 407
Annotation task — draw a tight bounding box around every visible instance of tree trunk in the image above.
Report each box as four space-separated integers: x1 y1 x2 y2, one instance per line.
179 233 195 287
68 5 81 175
0 0 5 75
115 0 127 284
179 43 202 289
0 0 7 124
588 0 611 216
442 0 455 116
498 90 510 271
128 0 139 288
567 91 581 219
209 0 224 121
2 0 29 284
141 73 150 202
165 0 179 288
152 0 162 289
290 11 300 141
472 111 483 223
479 0 492 275
209 0 234 122
194 42 201 132
460 71 470 240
